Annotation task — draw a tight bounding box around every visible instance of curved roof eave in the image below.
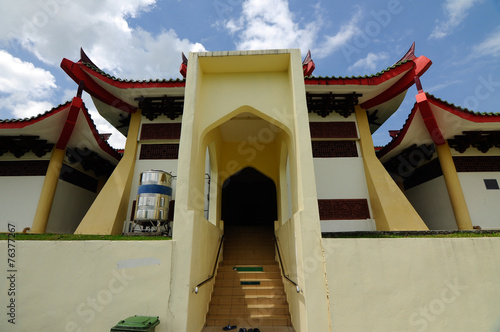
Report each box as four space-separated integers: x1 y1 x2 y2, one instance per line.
61 58 186 133
0 101 121 162
306 55 432 132
377 93 500 160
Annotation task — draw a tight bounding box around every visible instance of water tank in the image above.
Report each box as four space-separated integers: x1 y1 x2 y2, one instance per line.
135 170 173 223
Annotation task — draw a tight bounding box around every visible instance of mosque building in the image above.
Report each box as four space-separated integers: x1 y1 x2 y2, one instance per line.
1 47 499 331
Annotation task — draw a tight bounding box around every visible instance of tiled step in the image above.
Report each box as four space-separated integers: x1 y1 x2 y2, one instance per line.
206 315 291 327
221 259 278 265
215 279 284 288
209 294 289 306
209 303 290 316
205 225 291 327
212 286 285 296
215 271 282 280
218 264 280 272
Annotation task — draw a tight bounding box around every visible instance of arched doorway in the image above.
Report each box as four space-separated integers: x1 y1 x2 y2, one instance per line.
221 167 277 227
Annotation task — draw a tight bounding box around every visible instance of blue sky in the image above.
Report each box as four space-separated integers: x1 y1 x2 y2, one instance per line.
1 0 499 148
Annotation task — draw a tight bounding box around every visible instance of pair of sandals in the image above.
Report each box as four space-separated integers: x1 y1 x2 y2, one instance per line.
222 325 260 332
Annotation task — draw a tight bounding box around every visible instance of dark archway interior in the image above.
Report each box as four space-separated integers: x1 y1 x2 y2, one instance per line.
222 167 278 227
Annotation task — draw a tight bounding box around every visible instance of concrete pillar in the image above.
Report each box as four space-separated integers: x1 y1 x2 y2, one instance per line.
355 106 427 231
31 147 66 233
75 109 142 235
435 142 473 230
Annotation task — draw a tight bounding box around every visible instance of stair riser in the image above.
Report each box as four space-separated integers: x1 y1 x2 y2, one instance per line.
218 265 280 272
216 272 282 280
213 288 285 296
214 280 284 288
209 296 288 306
209 307 289 316
205 317 291 327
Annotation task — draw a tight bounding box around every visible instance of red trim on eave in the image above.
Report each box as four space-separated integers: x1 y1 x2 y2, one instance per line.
360 56 432 110
0 103 70 129
416 92 445 145
377 103 420 159
304 61 414 86
56 97 82 149
61 58 137 114
80 62 186 89
428 96 500 123
80 105 122 161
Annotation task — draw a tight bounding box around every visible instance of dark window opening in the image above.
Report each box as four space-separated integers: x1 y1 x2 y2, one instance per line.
484 179 499 190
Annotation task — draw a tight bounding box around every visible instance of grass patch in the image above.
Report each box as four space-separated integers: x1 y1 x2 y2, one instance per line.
322 230 500 238
0 233 171 241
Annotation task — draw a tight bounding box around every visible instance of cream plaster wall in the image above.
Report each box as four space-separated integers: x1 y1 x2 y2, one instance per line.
275 218 301 328
323 237 500 332
314 157 375 232
2 238 499 332
313 158 369 199
0 176 44 232
405 176 457 230
458 172 500 229
0 240 174 332
320 219 376 232
46 180 97 234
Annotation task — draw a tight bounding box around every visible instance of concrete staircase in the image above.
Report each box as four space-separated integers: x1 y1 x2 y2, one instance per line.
205 225 292 327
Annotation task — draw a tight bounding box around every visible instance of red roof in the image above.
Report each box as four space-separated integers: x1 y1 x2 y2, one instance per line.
0 101 121 161
377 94 500 159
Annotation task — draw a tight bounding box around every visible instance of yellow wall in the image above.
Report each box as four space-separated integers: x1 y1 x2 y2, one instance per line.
220 141 279 184
172 50 331 331
0 240 174 332
324 237 500 331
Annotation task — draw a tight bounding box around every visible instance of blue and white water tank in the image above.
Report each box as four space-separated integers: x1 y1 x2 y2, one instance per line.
135 170 173 223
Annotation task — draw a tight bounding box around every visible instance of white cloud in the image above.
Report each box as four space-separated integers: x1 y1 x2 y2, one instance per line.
426 80 462 93
314 11 362 59
347 52 389 73
0 50 56 119
223 0 363 60
224 0 320 54
10 100 55 119
472 26 500 57
0 0 205 79
430 0 483 39
0 50 55 96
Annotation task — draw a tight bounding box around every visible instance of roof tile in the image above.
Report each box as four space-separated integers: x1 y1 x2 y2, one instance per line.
81 62 186 84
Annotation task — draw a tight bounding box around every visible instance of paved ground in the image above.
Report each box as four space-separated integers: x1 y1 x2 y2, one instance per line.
202 326 295 332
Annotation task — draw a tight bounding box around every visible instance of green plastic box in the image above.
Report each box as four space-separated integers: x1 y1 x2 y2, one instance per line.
111 316 160 332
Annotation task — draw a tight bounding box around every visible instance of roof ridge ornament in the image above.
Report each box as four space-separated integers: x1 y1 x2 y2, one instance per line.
80 47 99 69
396 42 416 64
180 52 188 78
302 50 315 77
